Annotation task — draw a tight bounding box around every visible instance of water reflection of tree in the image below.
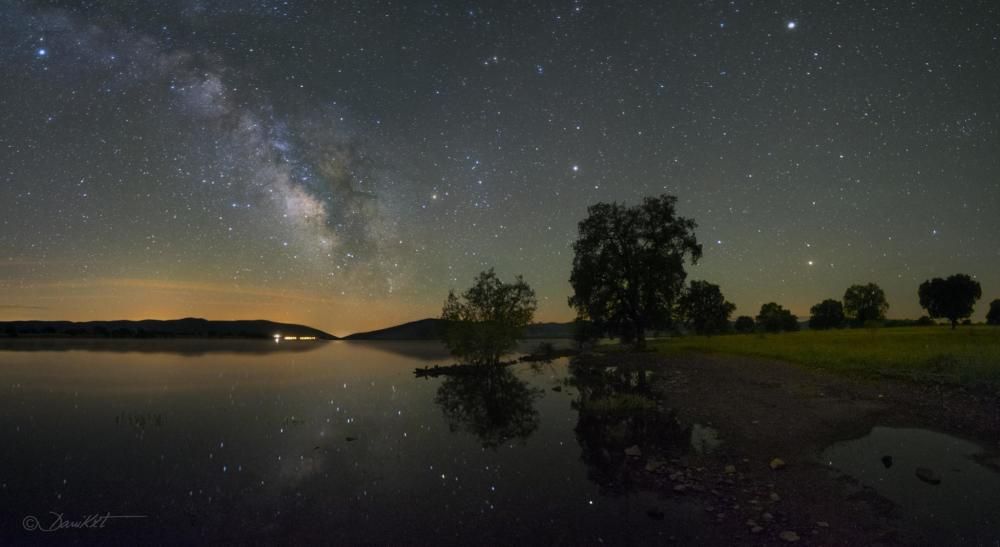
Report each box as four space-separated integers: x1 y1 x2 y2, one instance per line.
569 357 690 494
434 368 543 449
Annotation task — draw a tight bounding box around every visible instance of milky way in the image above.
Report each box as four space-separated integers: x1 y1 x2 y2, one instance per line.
2 1 999 334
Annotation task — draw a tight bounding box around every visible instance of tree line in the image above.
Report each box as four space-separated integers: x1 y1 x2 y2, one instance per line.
439 194 1000 364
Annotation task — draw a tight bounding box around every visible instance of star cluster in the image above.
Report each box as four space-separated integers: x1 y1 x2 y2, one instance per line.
1 1 998 333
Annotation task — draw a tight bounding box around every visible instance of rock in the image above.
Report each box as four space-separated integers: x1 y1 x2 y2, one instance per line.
751 526 764 534
770 458 786 470
762 512 774 522
673 484 687 493
816 521 829 528
915 467 941 485
881 455 893 468
779 530 800 542
647 508 665 520
625 445 642 458
724 464 737 474
745 519 758 527
769 492 781 502
705 506 715 513
645 459 666 472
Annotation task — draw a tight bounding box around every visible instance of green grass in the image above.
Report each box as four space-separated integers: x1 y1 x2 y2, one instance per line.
650 326 1000 389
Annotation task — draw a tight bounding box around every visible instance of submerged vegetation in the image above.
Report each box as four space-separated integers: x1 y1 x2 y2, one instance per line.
652 326 1000 388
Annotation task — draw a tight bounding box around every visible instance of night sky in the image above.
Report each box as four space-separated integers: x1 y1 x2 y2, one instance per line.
2 1 998 335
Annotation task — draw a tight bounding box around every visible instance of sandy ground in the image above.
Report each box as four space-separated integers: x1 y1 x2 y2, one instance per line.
578 351 1000 546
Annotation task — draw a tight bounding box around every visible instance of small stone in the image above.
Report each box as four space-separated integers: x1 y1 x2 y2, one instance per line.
745 519 758 527
673 484 687 493
724 464 737 474
625 445 642 458
751 526 764 534
915 467 941 485
705 506 715 512
779 530 800 542
770 492 781 502
770 458 786 470
762 512 774 521
816 521 829 528
645 459 666 472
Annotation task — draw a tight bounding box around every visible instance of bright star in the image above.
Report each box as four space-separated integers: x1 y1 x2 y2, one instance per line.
787 21 797 30
36 48 47 57
571 165 579 172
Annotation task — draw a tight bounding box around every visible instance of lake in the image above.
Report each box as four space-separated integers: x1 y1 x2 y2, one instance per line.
0 340 709 545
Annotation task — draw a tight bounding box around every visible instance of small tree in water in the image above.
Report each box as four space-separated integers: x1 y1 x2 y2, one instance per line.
441 269 537 366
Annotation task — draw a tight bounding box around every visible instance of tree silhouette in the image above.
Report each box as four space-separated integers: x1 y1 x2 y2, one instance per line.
987 299 1000 326
678 280 736 335
568 194 702 349
756 302 798 333
843 283 889 326
809 299 845 330
734 315 755 333
918 274 982 329
441 269 537 366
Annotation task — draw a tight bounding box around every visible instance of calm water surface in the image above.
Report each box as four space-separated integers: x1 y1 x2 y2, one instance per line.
0 340 704 545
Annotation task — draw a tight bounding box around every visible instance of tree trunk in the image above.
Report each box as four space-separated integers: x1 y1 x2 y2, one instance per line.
634 327 646 350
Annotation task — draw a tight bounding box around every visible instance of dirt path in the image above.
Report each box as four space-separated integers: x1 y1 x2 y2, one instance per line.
580 351 1000 546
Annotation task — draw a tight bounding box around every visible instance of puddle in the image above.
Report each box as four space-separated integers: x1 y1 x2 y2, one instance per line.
690 424 722 455
822 426 1000 545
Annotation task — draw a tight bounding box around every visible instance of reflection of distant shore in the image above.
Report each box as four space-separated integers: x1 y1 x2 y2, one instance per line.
0 338 329 356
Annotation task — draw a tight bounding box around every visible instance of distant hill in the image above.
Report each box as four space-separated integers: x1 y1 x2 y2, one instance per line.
0 318 335 340
344 318 576 340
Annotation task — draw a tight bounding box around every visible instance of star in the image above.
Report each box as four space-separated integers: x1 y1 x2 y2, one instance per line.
786 21 797 30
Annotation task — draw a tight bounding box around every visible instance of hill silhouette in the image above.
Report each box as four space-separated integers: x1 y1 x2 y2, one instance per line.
0 318 335 340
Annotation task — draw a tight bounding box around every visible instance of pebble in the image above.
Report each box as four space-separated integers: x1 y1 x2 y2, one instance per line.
779 530 800 542
673 485 687 493
770 492 781 502
770 458 786 470
751 526 764 534
724 464 737 474
624 445 642 458
816 521 829 528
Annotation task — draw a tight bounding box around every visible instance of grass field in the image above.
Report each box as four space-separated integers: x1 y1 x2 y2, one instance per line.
651 326 1000 389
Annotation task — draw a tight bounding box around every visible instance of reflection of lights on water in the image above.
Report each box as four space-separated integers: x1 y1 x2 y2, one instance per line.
275 334 318 342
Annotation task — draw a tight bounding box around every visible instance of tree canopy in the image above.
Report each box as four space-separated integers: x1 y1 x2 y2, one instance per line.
987 299 1000 326
756 303 799 333
734 316 756 333
568 194 702 348
678 280 736 335
843 283 888 325
809 299 845 330
441 269 537 366
918 274 982 329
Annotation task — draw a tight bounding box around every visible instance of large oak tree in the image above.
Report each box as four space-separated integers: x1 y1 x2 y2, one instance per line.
918 274 982 329
568 194 702 348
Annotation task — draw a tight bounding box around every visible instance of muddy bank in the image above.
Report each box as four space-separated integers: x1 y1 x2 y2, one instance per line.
574 351 1000 546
